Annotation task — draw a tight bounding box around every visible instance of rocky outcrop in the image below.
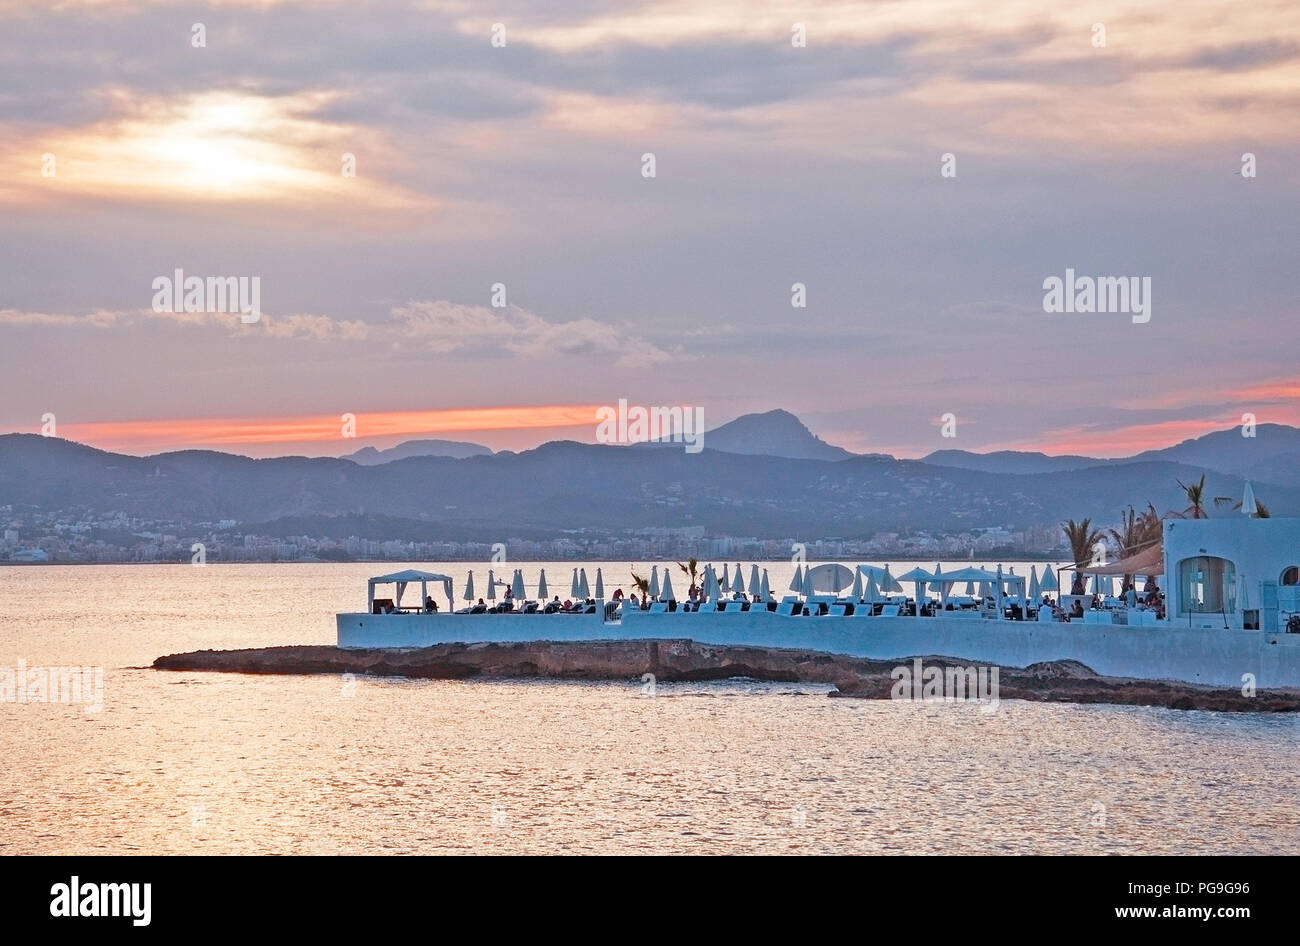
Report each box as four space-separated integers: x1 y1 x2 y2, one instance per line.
152 640 1300 712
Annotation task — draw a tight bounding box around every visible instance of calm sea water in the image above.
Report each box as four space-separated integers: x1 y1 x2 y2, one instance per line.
1 563 1296 855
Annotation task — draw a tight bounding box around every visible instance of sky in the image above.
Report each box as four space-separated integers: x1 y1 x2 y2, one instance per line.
1 0 1297 459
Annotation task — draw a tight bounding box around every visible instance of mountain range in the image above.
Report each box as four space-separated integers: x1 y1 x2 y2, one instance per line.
1 410 1295 544
921 423 1300 483
335 412 1300 486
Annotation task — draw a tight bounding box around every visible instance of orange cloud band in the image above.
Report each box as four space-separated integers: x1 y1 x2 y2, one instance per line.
39 405 606 452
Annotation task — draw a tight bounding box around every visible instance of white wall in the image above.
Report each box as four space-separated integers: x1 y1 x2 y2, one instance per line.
337 608 1300 689
1163 518 1300 629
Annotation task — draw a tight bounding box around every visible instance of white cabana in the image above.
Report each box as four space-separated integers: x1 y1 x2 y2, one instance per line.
940 565 1001 584
367 569 454 613
896 565 933 612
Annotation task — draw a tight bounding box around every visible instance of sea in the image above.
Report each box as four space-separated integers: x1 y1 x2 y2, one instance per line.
1 562 1296 855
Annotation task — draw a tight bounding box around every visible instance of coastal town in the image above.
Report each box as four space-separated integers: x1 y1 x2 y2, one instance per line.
0 505 1066 564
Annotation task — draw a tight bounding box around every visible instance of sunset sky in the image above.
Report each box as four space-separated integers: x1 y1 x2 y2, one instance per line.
2 0 1297 458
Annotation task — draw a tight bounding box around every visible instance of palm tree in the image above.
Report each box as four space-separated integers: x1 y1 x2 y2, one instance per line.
1109 507 1140 558
1109 507 1140 591
1108 504 1162 591
1109 503 1162 555
677 558 702 595
1174 474 1208 518
1138 502 1162 536
1213 494 1272 518
630 570 650 606
1062 518 1101 595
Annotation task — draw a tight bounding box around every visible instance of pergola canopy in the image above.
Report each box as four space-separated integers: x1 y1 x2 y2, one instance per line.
368 569 454 611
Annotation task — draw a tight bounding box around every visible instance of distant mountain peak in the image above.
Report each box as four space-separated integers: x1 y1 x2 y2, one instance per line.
343 438 492 465
702 410 856 461
921 448 1104 475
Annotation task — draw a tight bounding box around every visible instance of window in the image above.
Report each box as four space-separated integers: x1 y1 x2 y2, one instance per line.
1281 566 1300 586
1177 556 1236 615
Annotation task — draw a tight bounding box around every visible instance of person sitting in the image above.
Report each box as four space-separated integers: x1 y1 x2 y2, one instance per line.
562 598 573 611
612 588 624 601
424 595 438 613
1070 600 1085 619
469 598 487 614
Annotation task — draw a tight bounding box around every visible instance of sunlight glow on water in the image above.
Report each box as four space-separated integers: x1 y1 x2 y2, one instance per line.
1 565 1296 854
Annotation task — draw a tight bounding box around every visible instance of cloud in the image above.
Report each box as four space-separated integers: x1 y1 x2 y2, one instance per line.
0 298 670 362
390 301 675 366
1 306 368 341
0 308 123 327
0 88 424 209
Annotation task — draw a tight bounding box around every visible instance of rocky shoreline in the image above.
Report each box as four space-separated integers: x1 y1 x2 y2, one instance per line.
151 639 1300 712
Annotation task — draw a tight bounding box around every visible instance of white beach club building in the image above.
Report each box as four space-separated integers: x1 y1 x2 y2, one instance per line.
1161 516 1300 632
337 518 1300 689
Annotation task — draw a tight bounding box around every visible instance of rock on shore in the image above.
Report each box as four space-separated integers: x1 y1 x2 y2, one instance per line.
152 639 1299 712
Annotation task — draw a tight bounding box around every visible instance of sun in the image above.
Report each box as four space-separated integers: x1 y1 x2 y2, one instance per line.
20 90 376 203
